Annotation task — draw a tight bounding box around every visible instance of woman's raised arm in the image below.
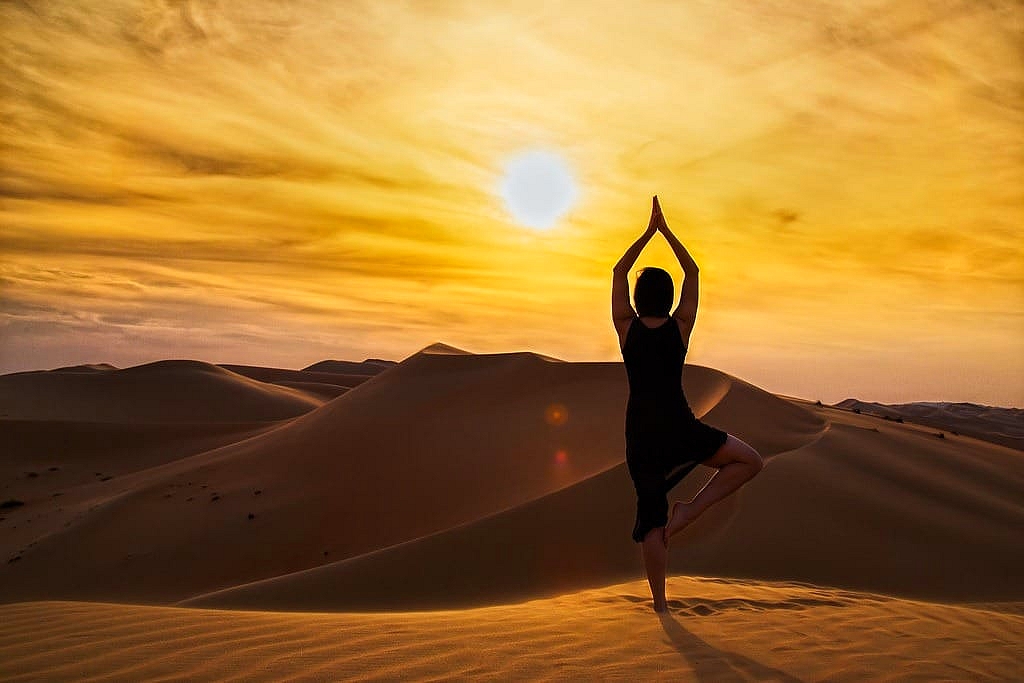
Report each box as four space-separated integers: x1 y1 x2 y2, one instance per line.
654 197 699 275
613 197 659 273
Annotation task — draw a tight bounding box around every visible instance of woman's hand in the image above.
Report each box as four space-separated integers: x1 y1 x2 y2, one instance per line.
649 195 670 235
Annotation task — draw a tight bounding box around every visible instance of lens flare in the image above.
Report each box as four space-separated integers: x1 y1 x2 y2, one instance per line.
544 403 568 426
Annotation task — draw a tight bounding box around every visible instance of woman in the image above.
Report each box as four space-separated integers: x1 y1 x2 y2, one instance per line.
612 195 764 613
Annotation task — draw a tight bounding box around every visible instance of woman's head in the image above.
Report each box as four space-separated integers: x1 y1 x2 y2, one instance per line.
633 267 673 317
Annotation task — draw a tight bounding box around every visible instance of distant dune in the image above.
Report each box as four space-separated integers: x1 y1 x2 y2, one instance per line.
1 348 1021 680
301 358 399 374
833 398 1024 450
0 360 321 423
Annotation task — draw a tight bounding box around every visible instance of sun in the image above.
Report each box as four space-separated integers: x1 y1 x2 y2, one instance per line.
498 149 579 230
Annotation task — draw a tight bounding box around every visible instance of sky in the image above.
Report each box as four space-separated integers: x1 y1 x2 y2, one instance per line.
1 0 1022 406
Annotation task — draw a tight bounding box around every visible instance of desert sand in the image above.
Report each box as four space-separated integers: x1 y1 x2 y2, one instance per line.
2 344 1022 680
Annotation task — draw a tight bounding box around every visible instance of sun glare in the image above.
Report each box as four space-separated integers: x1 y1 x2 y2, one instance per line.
498 149 579 230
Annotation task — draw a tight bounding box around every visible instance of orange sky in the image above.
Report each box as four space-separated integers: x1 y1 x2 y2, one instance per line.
1 1 1022 405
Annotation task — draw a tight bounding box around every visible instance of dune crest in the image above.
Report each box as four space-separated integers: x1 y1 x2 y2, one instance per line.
0 359 321 423
412 342 473 356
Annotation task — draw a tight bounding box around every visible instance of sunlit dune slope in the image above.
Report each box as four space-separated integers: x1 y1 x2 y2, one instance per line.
0 360 320 422
4 578 1023 682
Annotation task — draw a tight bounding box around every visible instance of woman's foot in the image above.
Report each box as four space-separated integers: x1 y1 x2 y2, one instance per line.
665 501 695 542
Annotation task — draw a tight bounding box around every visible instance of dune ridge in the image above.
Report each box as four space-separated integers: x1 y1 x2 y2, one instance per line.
0 360 321 423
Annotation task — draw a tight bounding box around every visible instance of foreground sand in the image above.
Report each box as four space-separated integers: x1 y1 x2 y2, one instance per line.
3 576 1022 682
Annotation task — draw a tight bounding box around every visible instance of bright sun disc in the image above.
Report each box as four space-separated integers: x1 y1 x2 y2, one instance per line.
499 149 578 230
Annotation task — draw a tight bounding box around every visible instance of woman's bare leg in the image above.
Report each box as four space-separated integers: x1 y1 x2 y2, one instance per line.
641 527 668 612
665 434 763 541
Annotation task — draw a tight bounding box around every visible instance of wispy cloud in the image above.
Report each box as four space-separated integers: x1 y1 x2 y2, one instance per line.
1 0 1021 403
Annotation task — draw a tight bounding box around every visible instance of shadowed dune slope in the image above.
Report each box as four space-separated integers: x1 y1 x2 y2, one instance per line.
302 358 399 374
0 419 279 556
183 404 1023 610
0 360 321 423
218 364 382 389
0 348 804 604
267 380 350 401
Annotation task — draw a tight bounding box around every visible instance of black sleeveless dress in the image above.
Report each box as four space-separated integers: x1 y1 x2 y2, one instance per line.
621 315 728 543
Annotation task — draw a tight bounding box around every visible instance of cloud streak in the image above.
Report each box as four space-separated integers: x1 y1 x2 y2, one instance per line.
1 0 1021 404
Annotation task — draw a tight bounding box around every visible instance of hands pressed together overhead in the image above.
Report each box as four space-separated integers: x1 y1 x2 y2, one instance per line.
645 195 670 238
615 194 698 275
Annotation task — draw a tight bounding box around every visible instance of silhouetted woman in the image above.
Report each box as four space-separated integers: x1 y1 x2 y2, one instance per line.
612 196 764 613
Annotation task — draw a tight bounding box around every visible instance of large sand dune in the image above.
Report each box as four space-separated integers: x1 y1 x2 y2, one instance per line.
183 395 1022 611
1 347 1022 679
2 347 765 603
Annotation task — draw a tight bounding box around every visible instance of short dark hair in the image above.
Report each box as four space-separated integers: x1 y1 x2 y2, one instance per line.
633 267 673 317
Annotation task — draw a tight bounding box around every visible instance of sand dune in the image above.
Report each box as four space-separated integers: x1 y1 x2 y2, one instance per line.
0 360 321 423
834 398 1024 451
49 363 119 373
1 346 1022 680
263 380 349 401
0 346 807 604
219 363 384 389
184 399 1022 611
302 358 399 373
3 578 1022 682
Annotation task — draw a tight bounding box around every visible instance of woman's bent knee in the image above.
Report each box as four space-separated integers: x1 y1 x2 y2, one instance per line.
736 438 762 472
704 434 759 469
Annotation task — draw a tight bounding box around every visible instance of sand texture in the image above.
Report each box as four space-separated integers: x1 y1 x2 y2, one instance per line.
3 578 1022 682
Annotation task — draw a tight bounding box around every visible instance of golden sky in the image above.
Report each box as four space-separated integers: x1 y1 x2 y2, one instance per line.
2 0 1022 405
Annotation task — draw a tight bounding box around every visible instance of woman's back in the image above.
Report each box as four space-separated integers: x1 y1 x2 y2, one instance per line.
621 316 693 434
